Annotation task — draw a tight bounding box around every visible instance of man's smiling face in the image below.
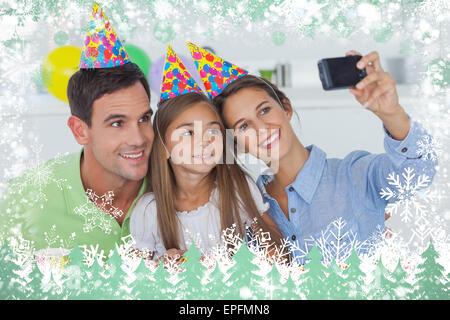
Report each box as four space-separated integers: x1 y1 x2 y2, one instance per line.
86 81 154 182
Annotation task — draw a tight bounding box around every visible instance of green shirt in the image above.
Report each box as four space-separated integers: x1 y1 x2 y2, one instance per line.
0 149 147 257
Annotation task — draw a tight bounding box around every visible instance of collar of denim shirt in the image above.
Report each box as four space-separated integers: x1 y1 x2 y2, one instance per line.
257 145 327 204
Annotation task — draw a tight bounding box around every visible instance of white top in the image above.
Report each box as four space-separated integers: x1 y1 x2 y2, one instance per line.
130 176 269 260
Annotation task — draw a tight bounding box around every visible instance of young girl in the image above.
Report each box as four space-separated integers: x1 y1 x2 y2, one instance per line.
193 48 437 264
130 89 283 262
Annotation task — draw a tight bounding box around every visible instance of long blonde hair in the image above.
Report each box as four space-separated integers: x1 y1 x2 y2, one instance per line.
149 92 282 252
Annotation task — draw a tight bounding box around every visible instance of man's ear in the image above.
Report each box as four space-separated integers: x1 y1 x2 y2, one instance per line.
67 115 89 146
282 98 294 121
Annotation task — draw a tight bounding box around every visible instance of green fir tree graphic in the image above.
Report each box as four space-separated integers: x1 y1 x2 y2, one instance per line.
413 239 448 299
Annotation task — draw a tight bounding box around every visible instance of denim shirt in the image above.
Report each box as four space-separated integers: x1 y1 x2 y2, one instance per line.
256 120 437 265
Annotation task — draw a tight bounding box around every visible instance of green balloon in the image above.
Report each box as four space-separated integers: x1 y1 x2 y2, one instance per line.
124 44 151 79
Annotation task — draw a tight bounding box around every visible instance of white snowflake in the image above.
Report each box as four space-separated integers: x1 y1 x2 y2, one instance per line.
379 165 446 259
206 224 243 271
73 188 127 235
416 135 440 162
219 223 243 257
380 167 431 223
408 214 449 254
251 237 295 281
160 253 184 277
10 143 69 208
73 196 114 236
287 218 384 268
319 218 366 265
206 223 286 274
85 189 124 220
0 36 39 95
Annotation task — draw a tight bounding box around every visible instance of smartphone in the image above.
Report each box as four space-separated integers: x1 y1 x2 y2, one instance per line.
317 55 367 90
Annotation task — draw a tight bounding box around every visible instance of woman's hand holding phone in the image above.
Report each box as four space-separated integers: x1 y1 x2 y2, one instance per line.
347 50 411 140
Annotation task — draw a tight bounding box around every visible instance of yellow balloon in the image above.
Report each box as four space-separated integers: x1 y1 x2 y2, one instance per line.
42 45 81 103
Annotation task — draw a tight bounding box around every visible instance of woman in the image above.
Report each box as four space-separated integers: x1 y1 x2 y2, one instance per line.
192 48 437 264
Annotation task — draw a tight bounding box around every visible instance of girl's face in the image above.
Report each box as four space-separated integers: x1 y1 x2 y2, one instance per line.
221 87 294 164
164 102 224 175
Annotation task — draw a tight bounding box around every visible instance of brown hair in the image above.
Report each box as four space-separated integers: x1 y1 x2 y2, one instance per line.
213 74 291 118
149 92 283 253
67 62 150 127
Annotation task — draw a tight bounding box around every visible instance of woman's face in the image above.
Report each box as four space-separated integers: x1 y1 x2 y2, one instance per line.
221 87 294 164
164 102 224 175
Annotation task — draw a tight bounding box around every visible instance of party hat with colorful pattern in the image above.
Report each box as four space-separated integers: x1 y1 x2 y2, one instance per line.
160 45 203 102
187 41 248 99
79 2 131 69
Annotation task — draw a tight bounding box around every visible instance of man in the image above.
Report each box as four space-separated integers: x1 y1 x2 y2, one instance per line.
0 4 154 257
